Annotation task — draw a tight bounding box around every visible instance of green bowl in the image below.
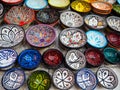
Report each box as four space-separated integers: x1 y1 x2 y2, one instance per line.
113 4 120 15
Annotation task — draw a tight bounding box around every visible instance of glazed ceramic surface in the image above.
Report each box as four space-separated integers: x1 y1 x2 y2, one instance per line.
98 0 116 4
97 66 118 89
27 70 51 90
60 11 83 28
0 3 4 18
60 28 87 48
26 24 56 47
1 0 23 4
53 68 74 90
113 4 120 15
65 50 86 70
84 14 107 30
117 0 120 4
76 68 97 90
25 0 48 10
86 30 107 48
2 68 25 90
0 25 24 48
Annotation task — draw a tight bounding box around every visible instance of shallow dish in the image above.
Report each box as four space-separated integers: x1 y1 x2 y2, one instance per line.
1 0 23 5
84 14 107 30
60 11 83 28
4 6 35 26
0 25 24 48
86 30 107 48
26 24 56 47
25 0 48 10
107 16 120 32
59 28 87 48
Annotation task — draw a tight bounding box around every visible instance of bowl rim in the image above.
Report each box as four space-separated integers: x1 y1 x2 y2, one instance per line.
1 0 23 4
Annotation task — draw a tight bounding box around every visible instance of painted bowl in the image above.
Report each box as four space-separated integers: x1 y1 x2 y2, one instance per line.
97 66 118 89
107 32 120 48
97 0 116 4
60 11 83 28
25 0 48 10
86 30 108 48
65 50 86 70
59 28 87 48
27 70 51 90
0 25 24 48
18 49 42 69
53 68 74 90
84 14 107 30
85 48 104 67
0 3 4 18
4 6 35 26
1 0 23 5
2 68 25 90
26 24 56 47
91 1 112 15
36 8 59 24
76 68 97 90
107 16 120 32
71 0 91 13
48 0 70 9
103 47 120 63
113 4 120 15
43 49 63 68
0 49 17 69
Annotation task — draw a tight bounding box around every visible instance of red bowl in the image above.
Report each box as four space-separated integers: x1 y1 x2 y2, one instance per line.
1 0 23 5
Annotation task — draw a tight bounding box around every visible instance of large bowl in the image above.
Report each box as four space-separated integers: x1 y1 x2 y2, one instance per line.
0 24 24 48
106 16 120 32
4 6 35 27
60 11 83 28
26 24 56 47
1 0 23 5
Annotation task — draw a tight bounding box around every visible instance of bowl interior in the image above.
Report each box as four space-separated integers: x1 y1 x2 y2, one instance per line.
2 0 23 4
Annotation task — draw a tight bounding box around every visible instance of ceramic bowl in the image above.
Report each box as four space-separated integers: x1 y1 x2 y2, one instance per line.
53 68 74 90
97 0 116 4
85 48 104 67
18 49 42 69
4 6 35 26
2 68 25 90
36 8 59 24
60 28 87 48
0 25 24 48
91 1 112 15
97 66 118 89
60 11 83 28
27 70 51 90
25 0 48 10
1 0 23 5
86 30 108 48
117 0 120 4
76 68 97 90
113 4 120 15
103 47 120 63
26 24 56 47
71 0 91 13
107 32 120 48
48 0 70 9
84 14 107 30
65 50 86 70
0 3 4 18
107 16 120 32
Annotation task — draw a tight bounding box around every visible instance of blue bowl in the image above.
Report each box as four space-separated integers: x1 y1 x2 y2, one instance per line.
18 49 42 69
117 0 120 4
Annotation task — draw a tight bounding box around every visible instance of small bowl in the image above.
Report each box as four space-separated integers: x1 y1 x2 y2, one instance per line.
43 49 63 68
71 0 91 13
0 49 17 69
65 50 86 70
48 0 70 9
84 14 107 30
26 24 56 47
4 6 35 27
106 16 120 32
103 47 120 64
1 0 23 5
117 0 120 4
36 8 59 24
0 24 24 48
25 0 48 10
76 68 97 90
96 66 118 89
27 70 51 90
59 28 87 48
2 68 25 90
91 1 112 15
113 4 120 16
85 48 104 67
86 30 108 48
53 68 74 90
60 11 83 28
97 0 116 4
0 3 4 19
107 32 120 48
